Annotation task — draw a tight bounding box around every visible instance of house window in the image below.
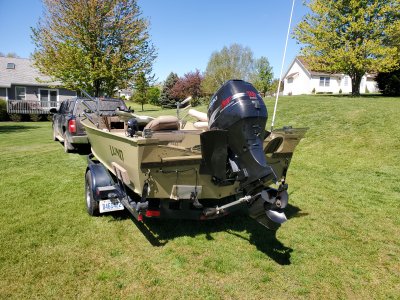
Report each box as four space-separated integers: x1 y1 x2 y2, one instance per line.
39 89 58 108
7 63 15 69
344 76 349 86
15 86 26 100
287 78 293 84
319 77 330 87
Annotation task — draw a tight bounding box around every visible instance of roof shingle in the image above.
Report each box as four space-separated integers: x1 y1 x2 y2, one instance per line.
0 57 60 88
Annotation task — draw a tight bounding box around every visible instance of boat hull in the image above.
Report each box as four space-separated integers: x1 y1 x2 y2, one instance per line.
84 121 307 203
84 125 241 201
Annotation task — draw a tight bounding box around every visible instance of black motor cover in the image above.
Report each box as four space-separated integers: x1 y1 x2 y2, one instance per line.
207 80 275 188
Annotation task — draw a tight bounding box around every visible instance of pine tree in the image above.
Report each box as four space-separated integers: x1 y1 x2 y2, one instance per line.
159 72 179 108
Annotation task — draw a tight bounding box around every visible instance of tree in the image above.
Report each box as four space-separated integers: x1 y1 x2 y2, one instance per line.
250 56 273 97
0 52 19 58
376 69 400 96
147 85 161 106
294 0 400 96
171 70 203 105
270 79 283 96
202 44 255 94
32 0 156 97
159 72 179 108
132 72 149 111
6 52 19 58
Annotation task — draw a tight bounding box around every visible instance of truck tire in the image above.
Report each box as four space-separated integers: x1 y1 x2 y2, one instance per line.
52 126 58 141
64 137 74 153
85 170 99 216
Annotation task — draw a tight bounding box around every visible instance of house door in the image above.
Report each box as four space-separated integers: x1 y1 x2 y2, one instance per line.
39 89 58 108
40 90 49 108
50 90 57 107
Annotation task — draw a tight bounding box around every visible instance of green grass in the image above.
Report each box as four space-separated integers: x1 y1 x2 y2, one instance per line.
1 95 399 299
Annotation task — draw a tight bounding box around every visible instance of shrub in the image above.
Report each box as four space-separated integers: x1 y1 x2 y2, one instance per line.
29 114 42 122
9 114 22 122
312 88 316 94
171 70 204 101
339 89 342 94
195 96 210 106
376 69 400 96
0 99 9 121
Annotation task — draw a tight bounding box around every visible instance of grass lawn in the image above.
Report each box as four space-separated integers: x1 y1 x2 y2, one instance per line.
0 95 399 299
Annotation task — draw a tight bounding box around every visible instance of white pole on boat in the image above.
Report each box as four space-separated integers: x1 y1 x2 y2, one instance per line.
271 0 296 131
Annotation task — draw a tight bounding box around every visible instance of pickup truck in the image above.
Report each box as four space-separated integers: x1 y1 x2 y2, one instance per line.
50 97 128 153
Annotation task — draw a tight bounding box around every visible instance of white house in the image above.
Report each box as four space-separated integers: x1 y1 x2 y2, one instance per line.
283 56 378 95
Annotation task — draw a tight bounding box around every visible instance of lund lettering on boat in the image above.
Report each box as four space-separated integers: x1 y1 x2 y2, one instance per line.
109 145 124 161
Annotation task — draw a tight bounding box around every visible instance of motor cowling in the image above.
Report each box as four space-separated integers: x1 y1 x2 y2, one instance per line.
207 80 275 189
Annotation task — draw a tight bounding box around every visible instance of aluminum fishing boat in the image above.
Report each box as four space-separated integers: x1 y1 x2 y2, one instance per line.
81 80 306 230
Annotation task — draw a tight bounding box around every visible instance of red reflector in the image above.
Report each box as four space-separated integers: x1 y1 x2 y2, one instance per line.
138 214 143 222
145 210 160 217
68 119 76 133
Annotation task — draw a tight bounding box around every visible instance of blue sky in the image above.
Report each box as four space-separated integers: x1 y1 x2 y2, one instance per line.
0 0 309 82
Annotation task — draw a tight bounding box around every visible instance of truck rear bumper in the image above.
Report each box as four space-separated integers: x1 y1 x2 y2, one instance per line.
70 135 89 145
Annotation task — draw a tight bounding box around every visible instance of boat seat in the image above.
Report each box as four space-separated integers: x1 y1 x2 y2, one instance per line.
193 121 209 131
188 109 208 122
144 115 179 131
135 115 154 126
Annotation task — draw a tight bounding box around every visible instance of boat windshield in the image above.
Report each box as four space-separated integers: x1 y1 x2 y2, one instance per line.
81 98 127 115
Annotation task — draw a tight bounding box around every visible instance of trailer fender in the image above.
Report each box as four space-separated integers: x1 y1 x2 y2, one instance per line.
86 163 115 201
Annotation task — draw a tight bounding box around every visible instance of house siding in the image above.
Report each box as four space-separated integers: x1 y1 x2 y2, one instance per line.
283 57 379 95
7 85 76 102
365 78 378 93
1 57 78 113
311 75 343 94
283 61 311 95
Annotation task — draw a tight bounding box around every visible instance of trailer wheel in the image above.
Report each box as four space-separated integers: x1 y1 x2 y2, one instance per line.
85 170 99 216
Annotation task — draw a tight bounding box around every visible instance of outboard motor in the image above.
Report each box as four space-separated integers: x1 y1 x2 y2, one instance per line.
205 80 275 190
126 118 139 137
200 80 286 230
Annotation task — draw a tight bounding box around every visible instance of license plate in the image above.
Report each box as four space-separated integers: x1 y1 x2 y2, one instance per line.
99 199 124 213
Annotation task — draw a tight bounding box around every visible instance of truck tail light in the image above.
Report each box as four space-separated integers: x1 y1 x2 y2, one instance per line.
68 119 76 133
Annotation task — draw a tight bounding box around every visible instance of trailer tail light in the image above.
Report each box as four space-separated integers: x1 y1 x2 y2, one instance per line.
145 210 160 217
68 119 76 133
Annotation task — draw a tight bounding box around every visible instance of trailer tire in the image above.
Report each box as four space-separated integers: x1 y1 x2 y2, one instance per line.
85 170 99 216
